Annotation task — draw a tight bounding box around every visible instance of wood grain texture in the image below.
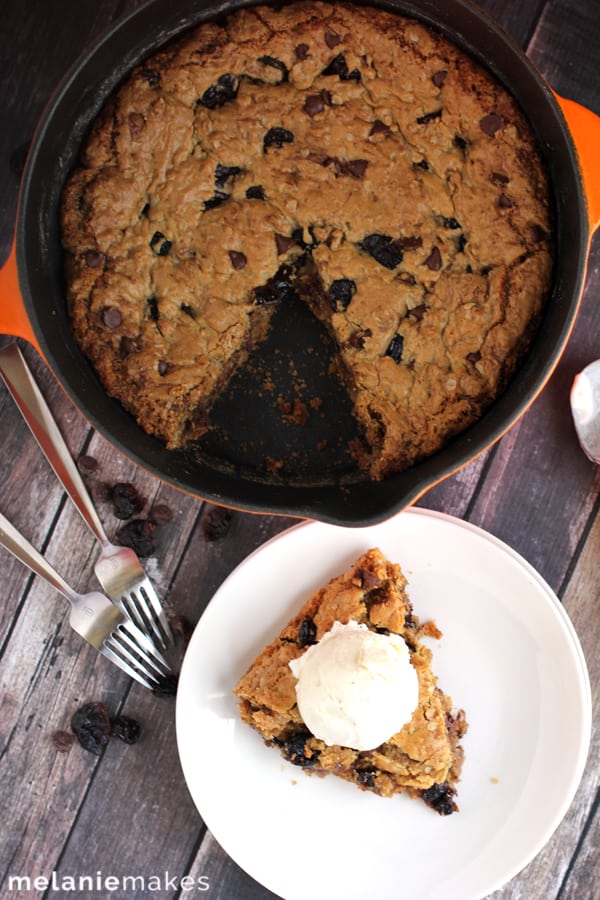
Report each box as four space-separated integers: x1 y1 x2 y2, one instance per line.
0 0 598 898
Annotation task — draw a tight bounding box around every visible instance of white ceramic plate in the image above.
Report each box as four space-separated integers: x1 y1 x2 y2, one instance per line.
176 509 591 900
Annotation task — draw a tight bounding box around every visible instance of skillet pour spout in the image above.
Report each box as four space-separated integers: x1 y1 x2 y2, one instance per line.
1 0 599 526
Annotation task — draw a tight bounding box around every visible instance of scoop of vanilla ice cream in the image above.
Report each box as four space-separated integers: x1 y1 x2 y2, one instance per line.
289 620 419 751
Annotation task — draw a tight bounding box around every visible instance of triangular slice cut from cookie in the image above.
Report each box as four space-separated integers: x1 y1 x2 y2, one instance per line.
234 547 467 814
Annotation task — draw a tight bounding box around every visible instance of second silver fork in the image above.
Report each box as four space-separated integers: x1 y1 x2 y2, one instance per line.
0 344 173 650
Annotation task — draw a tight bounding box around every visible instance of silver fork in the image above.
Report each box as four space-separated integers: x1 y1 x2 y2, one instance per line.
0 343 173 650
0 511 169 689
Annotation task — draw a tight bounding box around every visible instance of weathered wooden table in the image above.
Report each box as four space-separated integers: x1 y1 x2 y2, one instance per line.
1 0 598 897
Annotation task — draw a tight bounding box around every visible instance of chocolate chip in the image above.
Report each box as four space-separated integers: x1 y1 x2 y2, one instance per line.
101 307 122 328
128 112 145 140
396 235 423 251
147 296 159 321
149 503 174 525
84 249 105 268
346 328 372 350
432 69 448 88
324 29 341 48
199 73 238 109
424 246 442 271
321 53 360 81
263 127 294 152
498 193 514 208
77 454 98 476
407 303 427 321
329 278 356 311
149 231 172 255
275 233 297 255
416 109 442 125
295 43 309 60
302 91 331 118
228 250 247 269
441 217 461 230
52 730 75 753
359 233 403 269
158 360 168 376
369 119 392 137
480 112 503 136
454 134 468 151
530 224 550 243
385 333 404 363
413 159 429 171
490 171 509 186
466 350 482 364
258 55 289 82
343 159 368 178
246 185 266 200
119 336 139 358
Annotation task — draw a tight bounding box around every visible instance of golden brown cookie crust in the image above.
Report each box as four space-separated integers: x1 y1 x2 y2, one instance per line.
61 1 553 476
234 547 468 813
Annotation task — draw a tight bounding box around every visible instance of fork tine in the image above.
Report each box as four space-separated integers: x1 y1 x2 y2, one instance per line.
121 586 171 651
113 623 170 677
101 643 158 689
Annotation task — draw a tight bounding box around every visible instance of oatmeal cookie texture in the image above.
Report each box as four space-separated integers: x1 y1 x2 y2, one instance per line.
61 1 553 477
234 548 468 814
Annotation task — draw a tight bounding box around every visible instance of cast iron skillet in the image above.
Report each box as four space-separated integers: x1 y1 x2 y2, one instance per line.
1 0 599 525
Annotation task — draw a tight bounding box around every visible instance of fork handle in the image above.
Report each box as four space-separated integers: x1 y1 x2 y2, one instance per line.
0 510 76 604
0 344 108 547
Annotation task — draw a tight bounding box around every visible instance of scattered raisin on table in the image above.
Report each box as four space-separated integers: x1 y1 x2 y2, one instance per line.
111 715 141 745
52 729 75 752
71 702 111 756
110 482 145 519
115 518 156 556
202 506 233 541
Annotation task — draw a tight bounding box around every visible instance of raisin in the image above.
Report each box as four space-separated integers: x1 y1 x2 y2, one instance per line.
111 715 141 745
158 360 168 376
291 226 319 249
356 767 377 788
369 119 392 137
71 702 111 756
202 506 233 541
254 265 296 305
321 53 360 81
421 781 457 815
263 127 294 152
498 193 514 208
180 303 195 318
298 617 317 646
416 109 442 124
407 303 427 321
258 55 289 82
329 278 356 311
246 185 266 200
214 164 241 187
283 732 320 767
110 482 144 519
199 73 238 109
149 231 172 256
115 518 156 557
359 233 403 269
432 69 448 88
385 334 404 363
147 295 159 321
466 350 482 364
454 134 468 151
413 159 429 171
442 216 461 229
295 43 309 60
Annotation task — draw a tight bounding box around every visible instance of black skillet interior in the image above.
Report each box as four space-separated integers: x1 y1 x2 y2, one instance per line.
16 0 589 524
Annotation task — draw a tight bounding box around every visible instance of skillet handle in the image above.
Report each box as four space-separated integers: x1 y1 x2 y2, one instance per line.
556 94 600 235
0 240 42 354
